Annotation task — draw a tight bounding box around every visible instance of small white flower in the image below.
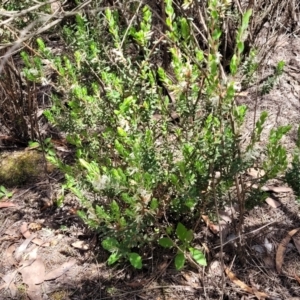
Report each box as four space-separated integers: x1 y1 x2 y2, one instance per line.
119 117 130 132
233 81 241 92
110 48 126 64
92 174 110 190
138 188 152 205
41 77 50 86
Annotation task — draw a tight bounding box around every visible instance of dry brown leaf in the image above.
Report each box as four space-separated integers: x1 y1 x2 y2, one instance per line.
202 215 219 234
0 271 18 297
260 186 269 191
225 267 253 293
247 168 265 178
202 214 229 241
0 283 6 292
4 244 17 266
19 257 45 285
20 222 50 247
3 223 19 238
19 258 36 269
15 234 37 261
19 257 45 300
71 240 90 250
0 202 16 208
225 267 268 299
236 91 249 97
24 245 39 261
20 222 31 238
32 238 50 247
265 197 281 208
0 236 16 243
27 289 43 300
36 259 76 284
295 273 300 285
276 228 300 274
182 272 200 288
252 287 268 300
18 258 45 300
270 186 293 193
261 186 293 193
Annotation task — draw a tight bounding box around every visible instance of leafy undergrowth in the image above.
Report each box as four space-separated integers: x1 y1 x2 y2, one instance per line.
23 0 294 272
0 179 300 299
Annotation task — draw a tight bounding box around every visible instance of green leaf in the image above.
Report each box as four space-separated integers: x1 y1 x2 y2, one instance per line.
157 67 167 82
230 54 238 75
256 111 268 135
128 252 142 269
176 222 187 242
189 247 207 266
242 9 252 31
5 191 13 198
120 96 134 113
212 28 222 41
169 174 179 186
159 237 174 248
175 253 185 270
96 205 111 221
79 158 90 170
234 105 247 125
117 127 127 137
150 198 159 210
77 210 97 228
115 140 127 156
102 237 120 252
28 141 40 148
166 226 173 235
276 60 285 74
107 252 122 265
110 200 120 219
36 38 45 51
237 41 244 54
180 17 189 40
196 49 204 62
269 125 292 143
185 230 194 243
184 198 197 209
0 186 7 193
296 125 300 149
47 149 56 157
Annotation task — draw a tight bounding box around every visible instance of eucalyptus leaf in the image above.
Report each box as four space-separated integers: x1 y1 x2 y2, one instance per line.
128 252 142 269
102 237 120 252
176 222 187 242
159 237 173 248
189 247 207 266
175 253 185 270
107 252 122 265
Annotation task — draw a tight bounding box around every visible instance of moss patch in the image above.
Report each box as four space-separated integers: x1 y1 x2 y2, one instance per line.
49 290 70 300
0 150 54 187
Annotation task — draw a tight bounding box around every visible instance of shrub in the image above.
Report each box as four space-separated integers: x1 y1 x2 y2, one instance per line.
285 126 300 198
20 1 291 269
